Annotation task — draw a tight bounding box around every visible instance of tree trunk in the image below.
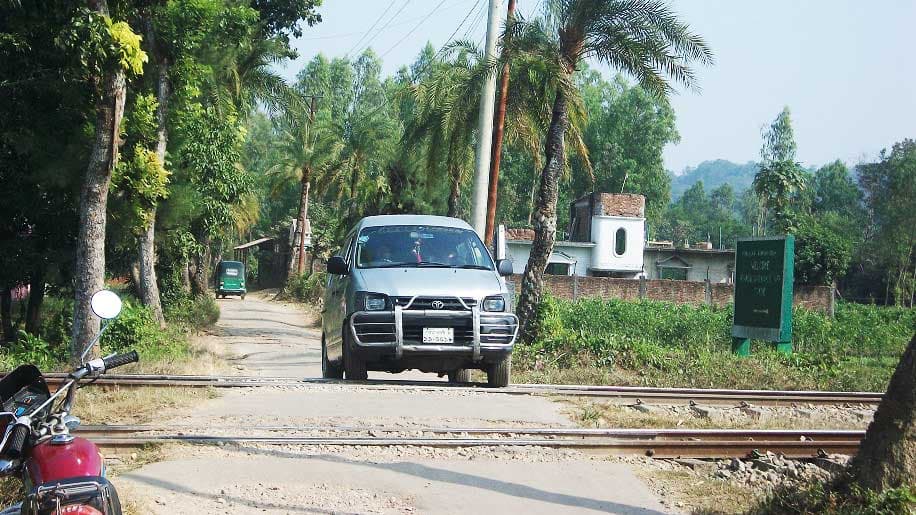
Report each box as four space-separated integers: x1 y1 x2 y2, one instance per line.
515 88 569 345
70 3 126 363
1 288 13 342
852 332 916 491
25 267 45 335
137 46 169 326
286 168 311 283
192 236 211 296
447 166 461 218
138 217 165 325
181 260 191 292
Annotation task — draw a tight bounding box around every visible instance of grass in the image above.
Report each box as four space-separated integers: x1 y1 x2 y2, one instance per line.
513 297 915 392
565 401 867 430
639 468 759 514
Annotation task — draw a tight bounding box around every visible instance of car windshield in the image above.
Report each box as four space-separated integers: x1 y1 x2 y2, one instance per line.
356 225 494 270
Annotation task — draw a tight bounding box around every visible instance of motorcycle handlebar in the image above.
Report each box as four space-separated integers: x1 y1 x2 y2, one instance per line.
5 424 29 458
102 351 139 371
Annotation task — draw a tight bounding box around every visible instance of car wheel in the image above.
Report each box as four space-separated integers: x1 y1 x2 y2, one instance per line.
343 333 368 381
321 335 343 379
241 293 246 300
448 369 471 383
487 358 511 388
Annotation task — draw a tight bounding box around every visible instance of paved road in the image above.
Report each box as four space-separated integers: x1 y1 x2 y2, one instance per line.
120 292 668 514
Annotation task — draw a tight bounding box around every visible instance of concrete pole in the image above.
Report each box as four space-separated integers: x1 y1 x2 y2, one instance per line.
484 0 517 246
470 0 503 235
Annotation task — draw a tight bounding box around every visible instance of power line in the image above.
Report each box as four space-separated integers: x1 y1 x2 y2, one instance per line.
439 0 484 55
380 0 450 59
354 0 414 58
346 0 399 57
357 0 488 121
295 0 474 42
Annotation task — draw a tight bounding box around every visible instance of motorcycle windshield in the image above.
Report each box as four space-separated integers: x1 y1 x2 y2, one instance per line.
0 365 50 416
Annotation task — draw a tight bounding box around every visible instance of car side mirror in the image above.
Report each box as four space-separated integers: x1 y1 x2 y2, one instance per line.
326 256 349 275
496 259 513 277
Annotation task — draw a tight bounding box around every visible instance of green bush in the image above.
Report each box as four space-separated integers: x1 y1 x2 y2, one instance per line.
37 296 73 347
519 296 915 391
287 271 327 304
752 474 916 514
0 331 67 371
164 294 220 328
100 299 190 362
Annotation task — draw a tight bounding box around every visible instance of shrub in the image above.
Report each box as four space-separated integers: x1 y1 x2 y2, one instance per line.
164 294 220 329
287 271 327 305
1 331 67 371
752 473 916 514
37 296 73 348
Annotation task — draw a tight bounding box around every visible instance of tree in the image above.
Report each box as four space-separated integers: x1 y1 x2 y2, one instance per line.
753 106 806 234
510 0 712 344
793 213 854 285
268 114 344 282
858 139 916 306
571 69 678 222
64 3 147 362
852 332 916 491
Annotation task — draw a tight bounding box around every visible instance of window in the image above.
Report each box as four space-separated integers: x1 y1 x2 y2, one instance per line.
355 225 494 270
614 228 626 256
545 263 570 276
659 267 688 281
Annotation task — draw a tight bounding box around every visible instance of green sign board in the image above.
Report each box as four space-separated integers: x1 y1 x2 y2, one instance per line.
732 236 794 354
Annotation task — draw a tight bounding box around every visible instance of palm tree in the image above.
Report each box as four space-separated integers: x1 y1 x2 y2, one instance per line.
406 41 589 217
512 0 713 344
268 115 344 282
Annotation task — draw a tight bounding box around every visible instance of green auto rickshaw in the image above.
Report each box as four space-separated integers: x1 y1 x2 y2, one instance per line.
216 260 246 299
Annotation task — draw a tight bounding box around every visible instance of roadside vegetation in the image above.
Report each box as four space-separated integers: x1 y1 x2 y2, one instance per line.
1 290 220 374
513 296 915 392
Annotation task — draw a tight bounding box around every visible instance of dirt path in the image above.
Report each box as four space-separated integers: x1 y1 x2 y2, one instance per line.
119 292 668 514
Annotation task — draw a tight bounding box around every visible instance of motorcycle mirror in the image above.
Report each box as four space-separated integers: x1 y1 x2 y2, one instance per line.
90 290 122 320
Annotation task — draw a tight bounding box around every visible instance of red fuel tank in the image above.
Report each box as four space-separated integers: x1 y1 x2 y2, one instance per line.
26 437 104 485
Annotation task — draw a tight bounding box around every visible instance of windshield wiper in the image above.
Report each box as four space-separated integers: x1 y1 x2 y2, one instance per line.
455 264 492 270
416 261 452 267
370 262 418 268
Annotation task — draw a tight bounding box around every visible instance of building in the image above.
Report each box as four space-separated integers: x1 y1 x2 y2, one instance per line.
504 193 735 283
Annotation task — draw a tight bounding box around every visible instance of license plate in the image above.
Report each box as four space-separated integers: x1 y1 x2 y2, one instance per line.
422 327 454 343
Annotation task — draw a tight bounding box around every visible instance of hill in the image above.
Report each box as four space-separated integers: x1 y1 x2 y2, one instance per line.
670 159 759 199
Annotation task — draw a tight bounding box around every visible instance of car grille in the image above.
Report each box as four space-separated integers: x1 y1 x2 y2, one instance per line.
403 317 474 344
351 309 517 346
392 297 477 311
351 312 396 343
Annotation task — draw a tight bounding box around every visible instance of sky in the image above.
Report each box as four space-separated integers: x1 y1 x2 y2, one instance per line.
279 0 916 173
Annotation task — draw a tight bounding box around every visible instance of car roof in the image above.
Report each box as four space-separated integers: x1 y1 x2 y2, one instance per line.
353 215 474 232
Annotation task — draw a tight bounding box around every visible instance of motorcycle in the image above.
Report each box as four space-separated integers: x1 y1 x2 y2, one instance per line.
0 290 138 515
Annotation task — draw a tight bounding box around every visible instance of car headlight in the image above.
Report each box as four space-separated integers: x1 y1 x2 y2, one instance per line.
483 296 506 312
358 292 389 311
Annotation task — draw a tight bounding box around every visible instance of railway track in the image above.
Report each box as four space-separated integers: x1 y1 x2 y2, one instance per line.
78 424 863 459
41 373 883 407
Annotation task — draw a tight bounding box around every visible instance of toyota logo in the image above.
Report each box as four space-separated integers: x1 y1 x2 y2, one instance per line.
430 300 445 310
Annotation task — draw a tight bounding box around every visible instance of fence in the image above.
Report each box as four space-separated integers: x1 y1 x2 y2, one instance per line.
506 275 835 315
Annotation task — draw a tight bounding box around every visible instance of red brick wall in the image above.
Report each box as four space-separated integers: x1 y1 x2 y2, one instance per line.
507 275 834 314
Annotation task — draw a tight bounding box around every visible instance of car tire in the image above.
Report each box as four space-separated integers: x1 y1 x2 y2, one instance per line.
321 336 343 379
241 293 246 300
487 358 510 388
343 333 368 381
448 369 471 383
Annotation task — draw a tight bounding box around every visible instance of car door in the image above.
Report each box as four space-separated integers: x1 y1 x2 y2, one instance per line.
325 232 355 358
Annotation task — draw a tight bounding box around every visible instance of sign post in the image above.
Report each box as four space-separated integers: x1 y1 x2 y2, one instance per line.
731 236 795 356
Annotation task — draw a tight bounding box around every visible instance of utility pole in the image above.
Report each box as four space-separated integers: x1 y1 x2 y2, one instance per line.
470 0 503 236
484 0 517 246
297 95 320 274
